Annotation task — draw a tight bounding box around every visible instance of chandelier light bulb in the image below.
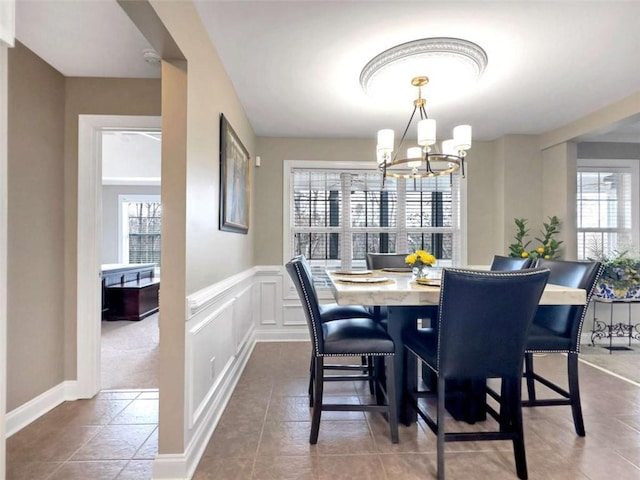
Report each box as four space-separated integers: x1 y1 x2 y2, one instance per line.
377 129 394 152
453 125 472 150
418 119 437 146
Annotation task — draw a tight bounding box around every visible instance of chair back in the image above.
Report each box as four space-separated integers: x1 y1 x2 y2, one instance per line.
285 255 324 354
531 259 603 351
366 253 409 270
490 255 532 271
436 268 550 379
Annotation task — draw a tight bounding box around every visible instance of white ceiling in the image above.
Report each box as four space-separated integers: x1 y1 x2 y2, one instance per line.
14 0 640 143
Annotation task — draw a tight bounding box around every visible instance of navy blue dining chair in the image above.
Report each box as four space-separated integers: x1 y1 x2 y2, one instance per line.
490 255 533 271
286 255 399 444
523 258 603 436
404 267 550 480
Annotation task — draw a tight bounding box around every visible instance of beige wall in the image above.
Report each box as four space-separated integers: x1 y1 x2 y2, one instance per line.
253 136 504 266
7 42 66 409
542 142 577 259
496 135 545 250
465 140 499 263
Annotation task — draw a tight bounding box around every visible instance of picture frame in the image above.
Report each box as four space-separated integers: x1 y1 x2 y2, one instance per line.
219 114 250 234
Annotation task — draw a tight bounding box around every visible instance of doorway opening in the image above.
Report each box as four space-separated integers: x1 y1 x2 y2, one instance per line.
100 129 161 390
77 115 161 399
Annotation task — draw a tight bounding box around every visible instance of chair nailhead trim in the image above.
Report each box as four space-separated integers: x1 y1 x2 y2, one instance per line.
318 353 394 357
292 262 321 354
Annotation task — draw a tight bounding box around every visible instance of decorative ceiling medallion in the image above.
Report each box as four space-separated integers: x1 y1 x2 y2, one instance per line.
360 37 488 97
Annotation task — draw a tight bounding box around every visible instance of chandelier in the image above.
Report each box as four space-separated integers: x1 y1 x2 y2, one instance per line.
361 38 488 181
375 75 471 180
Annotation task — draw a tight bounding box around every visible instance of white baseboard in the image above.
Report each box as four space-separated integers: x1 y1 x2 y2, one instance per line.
6 380 78 437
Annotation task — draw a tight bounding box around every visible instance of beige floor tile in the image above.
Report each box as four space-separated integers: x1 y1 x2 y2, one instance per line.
133 427 158 459
70 424 156 461
252 455 317 479
110 399 159 425
47 460 129 480
266 396 365 422
192 454 255 480
316 454 386 479
5 461 63 480
314 420 377 455
378 453 435 480
257 421 318 457
202 422 263 458
7 425 103 463
116 460 154 479
8 343 640 480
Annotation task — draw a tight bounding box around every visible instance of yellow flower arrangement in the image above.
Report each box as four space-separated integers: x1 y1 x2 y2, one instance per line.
406 250 436 279
405 250 436 268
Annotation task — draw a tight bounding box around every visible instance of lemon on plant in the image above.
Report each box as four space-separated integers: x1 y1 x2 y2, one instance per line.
537 247 545 254
521 251 529 258
544 255 550 259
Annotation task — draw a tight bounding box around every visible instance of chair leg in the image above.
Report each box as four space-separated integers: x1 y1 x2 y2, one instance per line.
310 356 324 444
506 377 528 480
374 356 385 405
308 355 315 407
367 355 375 394
436 376 446 480
568 353 586 436
385 355 399 443
402 346 412 427
524 353 536 402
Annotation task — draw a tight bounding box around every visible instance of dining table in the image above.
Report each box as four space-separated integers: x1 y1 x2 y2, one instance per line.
326 267 587 425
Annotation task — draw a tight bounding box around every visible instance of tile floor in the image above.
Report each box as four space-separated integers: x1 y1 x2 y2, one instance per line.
7 342 640 479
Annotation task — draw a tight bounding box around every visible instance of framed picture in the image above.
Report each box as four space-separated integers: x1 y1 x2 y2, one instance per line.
219 114 250 234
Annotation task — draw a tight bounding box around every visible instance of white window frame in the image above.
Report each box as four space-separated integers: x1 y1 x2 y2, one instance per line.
118 194 161 264
576 158 640 259
283 160 467 297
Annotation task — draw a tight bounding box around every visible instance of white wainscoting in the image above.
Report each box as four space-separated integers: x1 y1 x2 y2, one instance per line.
155 265 311 479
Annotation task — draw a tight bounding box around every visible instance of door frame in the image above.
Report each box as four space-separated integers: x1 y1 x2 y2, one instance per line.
76 114 162 398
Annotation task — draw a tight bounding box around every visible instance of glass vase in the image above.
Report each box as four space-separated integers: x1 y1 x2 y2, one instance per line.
412 265 431 281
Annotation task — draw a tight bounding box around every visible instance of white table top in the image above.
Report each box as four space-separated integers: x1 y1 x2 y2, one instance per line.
327 269 586 306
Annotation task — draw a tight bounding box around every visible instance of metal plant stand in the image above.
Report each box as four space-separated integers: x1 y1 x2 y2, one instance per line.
591 297 640 353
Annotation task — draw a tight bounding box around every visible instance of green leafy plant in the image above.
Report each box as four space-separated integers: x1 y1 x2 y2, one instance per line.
508 216 563 260
590 250 640 290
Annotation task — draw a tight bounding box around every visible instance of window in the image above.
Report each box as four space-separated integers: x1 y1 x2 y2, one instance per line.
284 161 465 286
576 159 639 259
119 195 162 265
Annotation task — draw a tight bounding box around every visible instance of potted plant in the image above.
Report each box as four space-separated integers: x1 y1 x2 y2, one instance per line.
508 216 563 261
591 250 640 300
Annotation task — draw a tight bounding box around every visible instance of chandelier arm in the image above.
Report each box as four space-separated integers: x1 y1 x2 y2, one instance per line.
424 152 435 175
419 105 428 121
393 106 419 162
